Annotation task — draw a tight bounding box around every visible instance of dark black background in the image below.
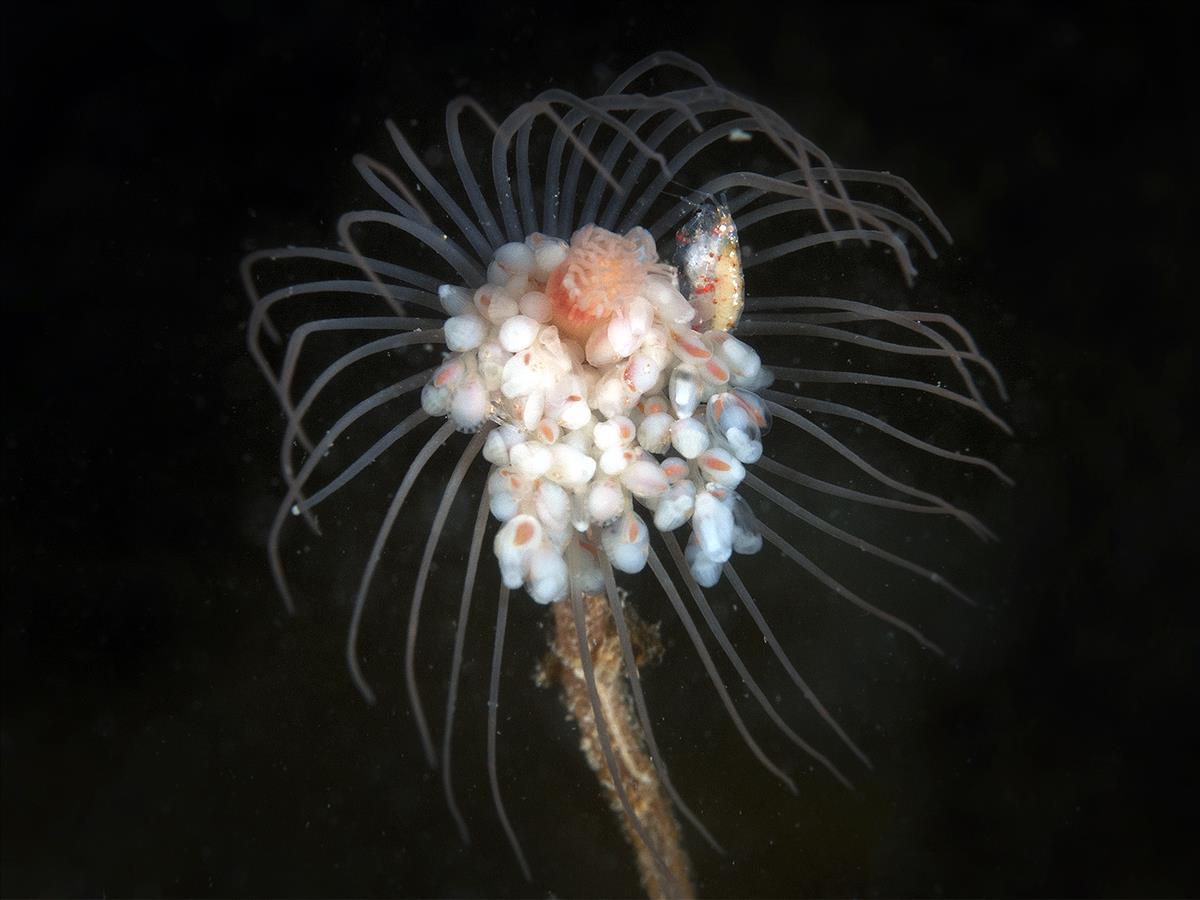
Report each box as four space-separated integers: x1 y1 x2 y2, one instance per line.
2 2 1195 898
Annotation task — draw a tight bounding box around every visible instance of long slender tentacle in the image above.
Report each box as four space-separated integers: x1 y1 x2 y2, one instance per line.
761 387 1013 483
744 472 974 606
765 399 997 541
758 520 944 655
245 277 435 420
270 393 430 610
337 209 485 289
345 420 456 705
279 330 445 489
242 246 443 347
445 96 506 249
384 119 495 264
756 454 974 526
291 407 432 517
735 197 939 259
405 429 489 766
442 491 492 844
723 562 872 769
278 317 441 442
487 585 532 881
661 533 854 790
747 294 1007 404
646 548 797 793
749 334 1011 434
351 152 433 223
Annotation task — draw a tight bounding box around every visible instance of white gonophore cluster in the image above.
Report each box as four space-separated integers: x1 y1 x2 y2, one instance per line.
420 224 771 603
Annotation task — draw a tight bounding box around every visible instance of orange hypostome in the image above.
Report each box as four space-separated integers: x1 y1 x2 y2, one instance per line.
547 225 652 342
547 263 607 341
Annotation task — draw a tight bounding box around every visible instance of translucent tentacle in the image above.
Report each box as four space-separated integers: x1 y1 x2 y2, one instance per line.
646 548 798 793
723 562 872 768
661 534 854 790
487 584 532 881
442 491 492 844
345 420 456 705
405 429 488 766
759 521 944 655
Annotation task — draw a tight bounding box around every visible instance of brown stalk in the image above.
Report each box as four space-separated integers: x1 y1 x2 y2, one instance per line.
539 591 695 899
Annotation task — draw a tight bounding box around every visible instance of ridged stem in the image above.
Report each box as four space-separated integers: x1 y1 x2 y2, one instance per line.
545 592 695 899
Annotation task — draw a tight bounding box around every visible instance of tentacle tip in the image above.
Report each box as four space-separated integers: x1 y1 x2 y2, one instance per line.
352 678 378 706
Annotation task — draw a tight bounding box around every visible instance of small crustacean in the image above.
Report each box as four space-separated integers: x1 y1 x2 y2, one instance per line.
673 197 744 333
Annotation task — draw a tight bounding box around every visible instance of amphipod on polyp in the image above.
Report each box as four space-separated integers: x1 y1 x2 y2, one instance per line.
674 198 745 333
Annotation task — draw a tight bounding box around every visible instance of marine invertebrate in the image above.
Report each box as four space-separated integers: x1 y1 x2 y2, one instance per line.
243 52 1007 898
